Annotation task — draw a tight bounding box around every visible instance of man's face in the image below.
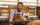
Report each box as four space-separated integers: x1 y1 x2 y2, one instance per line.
17 4 23 10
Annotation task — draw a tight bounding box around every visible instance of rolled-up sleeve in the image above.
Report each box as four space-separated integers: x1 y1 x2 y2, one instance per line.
9 12 14 22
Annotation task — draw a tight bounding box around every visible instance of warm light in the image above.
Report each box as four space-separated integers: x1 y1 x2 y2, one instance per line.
0 6 8 8
19 0 37 2
0 0 17 1
23 3 37 5
39 0 40 6
0 2 17 5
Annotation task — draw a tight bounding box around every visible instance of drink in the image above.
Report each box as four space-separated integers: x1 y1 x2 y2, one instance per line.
25 16 28 18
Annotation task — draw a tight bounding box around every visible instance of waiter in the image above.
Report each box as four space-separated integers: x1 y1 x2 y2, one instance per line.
9 2 26 25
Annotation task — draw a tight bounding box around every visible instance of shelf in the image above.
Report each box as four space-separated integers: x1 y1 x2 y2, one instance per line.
0 12 9 13
0 8 9 10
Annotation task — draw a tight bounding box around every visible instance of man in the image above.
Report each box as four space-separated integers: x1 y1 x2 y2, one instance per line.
9 2 26 25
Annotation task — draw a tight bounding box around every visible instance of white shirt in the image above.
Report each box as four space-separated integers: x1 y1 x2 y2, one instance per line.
9 11 25 22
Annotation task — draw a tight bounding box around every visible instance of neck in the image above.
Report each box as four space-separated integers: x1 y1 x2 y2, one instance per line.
17 10 21 12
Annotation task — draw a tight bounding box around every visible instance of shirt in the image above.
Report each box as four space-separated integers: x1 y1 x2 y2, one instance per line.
9 11 25 22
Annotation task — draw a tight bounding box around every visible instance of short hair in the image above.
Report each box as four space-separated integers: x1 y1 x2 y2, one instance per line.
18 2 23 5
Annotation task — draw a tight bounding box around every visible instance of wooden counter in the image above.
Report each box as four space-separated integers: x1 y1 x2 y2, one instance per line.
27 20 40 25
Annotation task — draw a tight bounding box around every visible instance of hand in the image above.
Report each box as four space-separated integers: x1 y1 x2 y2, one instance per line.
9 21 13 23
15 20 22 22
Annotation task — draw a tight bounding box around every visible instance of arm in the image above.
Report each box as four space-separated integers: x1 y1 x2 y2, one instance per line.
23 13 27 21
9 12 14 23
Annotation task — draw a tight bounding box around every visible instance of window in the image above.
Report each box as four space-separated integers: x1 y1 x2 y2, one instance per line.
39 0 40 2
0 2 17 5
39 3 40 6
19 0 37 2
0 0 17 1
23 3 37 6
38 0 40 6
0 6 8 8
0 0 38 6
19 0 37 6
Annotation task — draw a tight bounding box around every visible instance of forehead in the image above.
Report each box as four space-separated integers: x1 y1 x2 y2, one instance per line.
18 4 23 6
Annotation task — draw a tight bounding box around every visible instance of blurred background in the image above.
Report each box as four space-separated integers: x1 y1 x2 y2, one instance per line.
0 0 40 25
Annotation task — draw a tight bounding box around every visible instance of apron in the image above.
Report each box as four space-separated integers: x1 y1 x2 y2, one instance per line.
13 11 24 21
13 11 24 25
